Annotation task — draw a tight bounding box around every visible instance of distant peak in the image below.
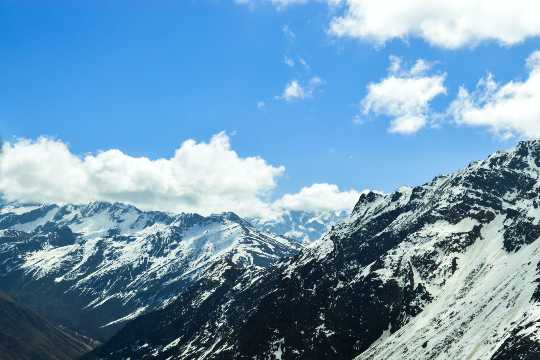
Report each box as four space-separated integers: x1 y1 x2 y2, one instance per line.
210 211 251 226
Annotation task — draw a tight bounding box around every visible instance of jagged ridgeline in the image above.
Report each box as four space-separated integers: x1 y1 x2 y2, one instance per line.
0 203 301 341
87 140 540 360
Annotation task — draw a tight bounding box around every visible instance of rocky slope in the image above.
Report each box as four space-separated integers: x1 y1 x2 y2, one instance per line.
0 292 96 360
0 202 300 340
88 140 540 359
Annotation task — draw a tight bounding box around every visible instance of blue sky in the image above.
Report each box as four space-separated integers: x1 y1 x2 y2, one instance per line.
2 1 540 217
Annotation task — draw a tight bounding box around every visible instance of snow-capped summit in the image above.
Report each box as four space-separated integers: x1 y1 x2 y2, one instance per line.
0 201 300 339
88 140 540 359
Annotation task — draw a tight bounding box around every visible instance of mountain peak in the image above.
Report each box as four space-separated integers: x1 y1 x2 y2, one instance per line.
0 201 300 340
87 142 540 360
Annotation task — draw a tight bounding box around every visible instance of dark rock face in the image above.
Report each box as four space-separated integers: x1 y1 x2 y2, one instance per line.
491 323 540 360
88 140 540 360
503 208 540 252
0 292 97 360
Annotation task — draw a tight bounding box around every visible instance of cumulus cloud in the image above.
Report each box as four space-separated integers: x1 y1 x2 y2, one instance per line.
0 133 285 218
329 0 540 49
278 77 324 101
361 56 446 134
273 183 361 212
449 51 540 139
280 80 304 101
0 134 364 219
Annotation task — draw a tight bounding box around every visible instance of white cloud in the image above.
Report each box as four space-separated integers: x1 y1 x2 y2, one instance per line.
330 0 540 49
278 76 324 101
0 134 364 219
281 80 304 100
284 56 295 67
299 58 310 70
274 183 360 212
0 133 285 218
257 101 266 109
282 25 296 39
361 56 446 134
449 51 540 139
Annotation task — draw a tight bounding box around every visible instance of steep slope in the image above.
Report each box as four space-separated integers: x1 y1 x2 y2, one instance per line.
0 203 299 340
89 140 540 359
0 292 96 360
250 209 349 243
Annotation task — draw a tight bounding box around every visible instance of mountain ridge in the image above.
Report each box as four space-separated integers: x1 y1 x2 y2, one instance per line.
88 139 540 359
0 202 301 340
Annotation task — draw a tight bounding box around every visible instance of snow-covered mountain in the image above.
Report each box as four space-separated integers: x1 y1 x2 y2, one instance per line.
249 209 349 243
0 202 300 339
88 140 540 359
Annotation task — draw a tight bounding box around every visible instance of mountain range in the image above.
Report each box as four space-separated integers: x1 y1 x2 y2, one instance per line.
3 141 540 359
86 140 540 359
0 202 301 340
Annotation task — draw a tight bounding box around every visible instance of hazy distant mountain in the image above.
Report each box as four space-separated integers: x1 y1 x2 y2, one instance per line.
0 202 300 340
0 292 96 360
250 209 349 243
89 140 540 359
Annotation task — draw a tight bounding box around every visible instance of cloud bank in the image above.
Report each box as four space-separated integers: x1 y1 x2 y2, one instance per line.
0 133 284 217
237 0 540 49
0 134 361 218
330 0 540 49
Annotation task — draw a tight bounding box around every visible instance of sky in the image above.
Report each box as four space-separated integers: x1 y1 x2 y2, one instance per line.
1 0 540 218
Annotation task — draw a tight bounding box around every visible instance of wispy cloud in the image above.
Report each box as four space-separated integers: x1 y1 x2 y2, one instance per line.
282 25 296 40
237 0 342 10
284 56 295 67
278 77 324 102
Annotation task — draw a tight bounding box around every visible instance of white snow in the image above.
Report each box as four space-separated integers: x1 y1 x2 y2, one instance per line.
12 206 59 232
357 214 540 360
104 306 148 327
0 204 42 215
1 203 299 328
